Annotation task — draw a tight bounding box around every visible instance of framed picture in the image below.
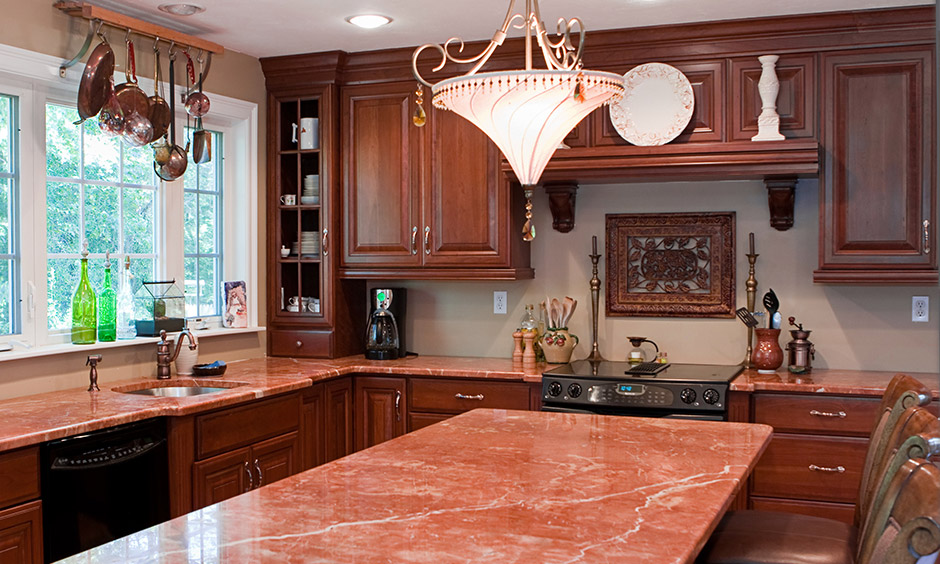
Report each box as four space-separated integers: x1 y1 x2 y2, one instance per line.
222 280 248 328
606 212 735 318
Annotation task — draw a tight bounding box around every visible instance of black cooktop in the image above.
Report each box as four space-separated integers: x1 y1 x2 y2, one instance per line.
543 360 743 384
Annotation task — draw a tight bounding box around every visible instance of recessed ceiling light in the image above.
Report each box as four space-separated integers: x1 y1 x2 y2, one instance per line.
346 14 392 29
157 3 205 16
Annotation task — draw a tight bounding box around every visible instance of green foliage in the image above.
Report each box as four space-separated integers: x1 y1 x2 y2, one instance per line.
0 177 9 253
0 95 11 174
0 260 10 334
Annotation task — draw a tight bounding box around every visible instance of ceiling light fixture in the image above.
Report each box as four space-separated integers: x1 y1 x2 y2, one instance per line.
157 3 205 16
412 0 623 240
346 14 392 29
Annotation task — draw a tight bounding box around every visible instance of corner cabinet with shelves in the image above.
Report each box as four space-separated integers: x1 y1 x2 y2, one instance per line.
339 81 533 280
264 84 366 357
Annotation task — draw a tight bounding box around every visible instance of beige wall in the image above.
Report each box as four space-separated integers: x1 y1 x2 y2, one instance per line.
0 2 268 399
391 179 939 374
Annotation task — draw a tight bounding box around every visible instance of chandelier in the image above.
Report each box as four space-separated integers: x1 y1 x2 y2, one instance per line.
412 0 624 241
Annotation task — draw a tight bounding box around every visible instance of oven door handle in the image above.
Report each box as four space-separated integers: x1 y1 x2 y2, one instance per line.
540 405 596 415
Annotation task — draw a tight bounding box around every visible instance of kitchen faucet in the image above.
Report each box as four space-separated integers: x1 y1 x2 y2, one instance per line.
86 354 102 391
156 329 197 379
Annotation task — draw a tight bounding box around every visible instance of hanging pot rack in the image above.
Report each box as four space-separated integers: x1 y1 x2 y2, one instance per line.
55 1 222 97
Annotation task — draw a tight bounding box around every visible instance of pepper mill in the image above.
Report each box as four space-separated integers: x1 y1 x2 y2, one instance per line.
512 330 524 364
522 331 536 370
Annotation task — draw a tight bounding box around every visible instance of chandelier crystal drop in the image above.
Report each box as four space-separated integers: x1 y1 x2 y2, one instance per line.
413 0 624 240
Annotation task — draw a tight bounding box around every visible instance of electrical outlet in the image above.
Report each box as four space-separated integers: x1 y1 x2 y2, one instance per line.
493 291 508 315
912 296 929 322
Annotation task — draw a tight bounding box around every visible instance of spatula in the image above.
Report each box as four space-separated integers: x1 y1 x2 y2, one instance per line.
762 289 779 328
735 307 758 328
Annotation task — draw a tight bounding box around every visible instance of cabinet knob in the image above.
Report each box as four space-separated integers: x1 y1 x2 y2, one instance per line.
296 340 303 348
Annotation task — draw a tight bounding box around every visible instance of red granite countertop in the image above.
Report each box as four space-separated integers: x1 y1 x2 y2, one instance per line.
61 409 773 564
731 368 940 397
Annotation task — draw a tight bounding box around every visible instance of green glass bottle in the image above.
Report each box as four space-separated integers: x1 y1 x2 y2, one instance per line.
71 241 97 344
98 251 117 342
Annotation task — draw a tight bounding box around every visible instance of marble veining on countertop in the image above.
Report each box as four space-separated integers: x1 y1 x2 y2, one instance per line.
62 409 774 564
731 367 940 397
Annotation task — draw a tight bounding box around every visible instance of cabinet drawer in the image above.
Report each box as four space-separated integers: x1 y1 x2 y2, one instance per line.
0 447 39 510
751 434 868 503
408 412 451 432
409 379 530 413
269 329 331 358
750 496 856 525
196 394 300 459
752 394 880 436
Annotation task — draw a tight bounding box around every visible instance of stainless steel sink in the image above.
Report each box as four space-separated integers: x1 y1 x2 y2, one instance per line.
124 386 232 397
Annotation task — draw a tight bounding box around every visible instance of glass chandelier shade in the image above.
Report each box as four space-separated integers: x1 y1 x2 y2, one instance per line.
413 0 624 240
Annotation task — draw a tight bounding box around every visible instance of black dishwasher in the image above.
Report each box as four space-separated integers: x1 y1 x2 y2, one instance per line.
40 418 170 562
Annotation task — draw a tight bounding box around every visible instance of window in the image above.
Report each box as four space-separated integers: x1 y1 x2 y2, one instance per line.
44 103 157 331
183 128 223 318
0 93 17 336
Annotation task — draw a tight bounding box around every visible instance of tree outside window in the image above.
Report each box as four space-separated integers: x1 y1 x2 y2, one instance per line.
0 94 16 336
183 128 223 318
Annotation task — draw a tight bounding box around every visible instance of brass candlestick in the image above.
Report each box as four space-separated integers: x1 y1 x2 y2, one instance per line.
584 235 605 362
744 233 759 368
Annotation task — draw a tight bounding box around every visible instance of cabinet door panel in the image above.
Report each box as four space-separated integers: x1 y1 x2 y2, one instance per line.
342 83 421 266
0 448 39 510
0 500 42 564
425 110 505 265
252 432 298 489
193 449 251 510
750 434 868 503
325 378 354 462
355 377 407 451
817 47 935 280
302 385 325 470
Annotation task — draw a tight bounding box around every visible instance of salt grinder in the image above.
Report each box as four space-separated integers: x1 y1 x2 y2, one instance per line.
786 329 815 373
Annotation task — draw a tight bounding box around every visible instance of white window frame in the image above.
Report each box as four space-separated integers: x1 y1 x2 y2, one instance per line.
0 42 258 352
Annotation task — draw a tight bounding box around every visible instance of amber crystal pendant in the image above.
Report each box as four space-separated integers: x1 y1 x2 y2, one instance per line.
522 188 536 241
412 83 427 127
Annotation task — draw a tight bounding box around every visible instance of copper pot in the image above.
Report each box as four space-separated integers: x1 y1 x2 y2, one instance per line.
147 45 171 142
75 38 115 125
114 39 152 146
155 51 187 181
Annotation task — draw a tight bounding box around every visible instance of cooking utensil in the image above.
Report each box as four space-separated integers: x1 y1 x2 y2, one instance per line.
75 35 115 125
114 39 152 146
561 297 577 328
184 52 210 118
735 307 758 328
97 76 124 137
190 72 211 164
147 44 171 142
762 289 779 328
155 51 188 181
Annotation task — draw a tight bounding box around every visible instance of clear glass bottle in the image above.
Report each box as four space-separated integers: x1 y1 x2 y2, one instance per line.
519 304 537 333
97 251 116 342
71 241 97 345
116 256 137 340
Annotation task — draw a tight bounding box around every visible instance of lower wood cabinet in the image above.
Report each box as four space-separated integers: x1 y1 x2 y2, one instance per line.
301 378 354 470
748 393 880 523
189 393 302 511
354 377 407 451
408 378 532 432
0 447 41 564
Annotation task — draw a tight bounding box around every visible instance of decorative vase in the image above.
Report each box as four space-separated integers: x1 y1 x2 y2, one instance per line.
752 54 786 141
751 328 783 373
541 328 579 364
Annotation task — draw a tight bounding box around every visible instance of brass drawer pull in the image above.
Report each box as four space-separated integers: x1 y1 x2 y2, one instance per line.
424 226 431 255
809 409 846 418
455 393 485 401
322 229 329 256
809 464 846 473
411 226 418 255
395 390 402 422
244 461 253 491
924 219 930 255
254 460 263 488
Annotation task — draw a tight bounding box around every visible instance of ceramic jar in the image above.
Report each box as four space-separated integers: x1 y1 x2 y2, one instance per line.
751 328 783 373
541 328 579 364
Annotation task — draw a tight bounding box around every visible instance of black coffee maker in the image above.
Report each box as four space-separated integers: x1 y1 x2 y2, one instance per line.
365 288 406 360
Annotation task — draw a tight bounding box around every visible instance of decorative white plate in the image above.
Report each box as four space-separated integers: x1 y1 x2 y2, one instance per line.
610 63 694 146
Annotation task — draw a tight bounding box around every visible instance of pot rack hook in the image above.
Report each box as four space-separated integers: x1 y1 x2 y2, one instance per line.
184 51 212 98
153 36 160 51
59 18 100 78
124 27 131 44
167 41 177 60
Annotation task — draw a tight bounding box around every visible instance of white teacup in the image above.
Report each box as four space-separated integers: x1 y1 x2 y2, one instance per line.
280 194 296 205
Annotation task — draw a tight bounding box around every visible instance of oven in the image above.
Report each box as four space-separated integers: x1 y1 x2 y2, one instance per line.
541 361 743 421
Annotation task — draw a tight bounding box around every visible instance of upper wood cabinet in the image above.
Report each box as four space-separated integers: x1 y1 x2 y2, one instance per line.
340 82 533 280
814 47 936 283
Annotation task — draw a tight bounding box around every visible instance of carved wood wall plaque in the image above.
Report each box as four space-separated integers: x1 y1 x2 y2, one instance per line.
606 212 735 317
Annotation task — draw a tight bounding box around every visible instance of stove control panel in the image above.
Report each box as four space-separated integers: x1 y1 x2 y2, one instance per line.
542 377 727 413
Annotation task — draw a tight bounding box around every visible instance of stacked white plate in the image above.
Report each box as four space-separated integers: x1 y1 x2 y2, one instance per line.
302 175 320 205
300 230 321 257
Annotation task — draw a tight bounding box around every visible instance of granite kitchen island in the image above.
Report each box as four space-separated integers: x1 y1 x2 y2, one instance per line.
62 409 772 564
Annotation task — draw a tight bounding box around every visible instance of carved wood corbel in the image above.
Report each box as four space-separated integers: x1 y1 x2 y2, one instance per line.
544 182 579 233
765 177 797 231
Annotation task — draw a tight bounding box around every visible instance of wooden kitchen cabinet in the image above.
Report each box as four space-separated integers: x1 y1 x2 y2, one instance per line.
815 46 936 283
354 377 407 451
301 378 354 470
407 377 532 432
748 393 881 523
191 394 302 510
0 447 41 564
339 81 532 279
261 75 366 357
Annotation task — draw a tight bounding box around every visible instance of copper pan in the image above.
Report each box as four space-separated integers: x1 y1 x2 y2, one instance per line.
74 38 115 125
114 38 152 146
147 44 171 142
155 51 188 181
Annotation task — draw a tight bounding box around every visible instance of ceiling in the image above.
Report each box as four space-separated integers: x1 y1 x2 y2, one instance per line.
94 0 931 59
